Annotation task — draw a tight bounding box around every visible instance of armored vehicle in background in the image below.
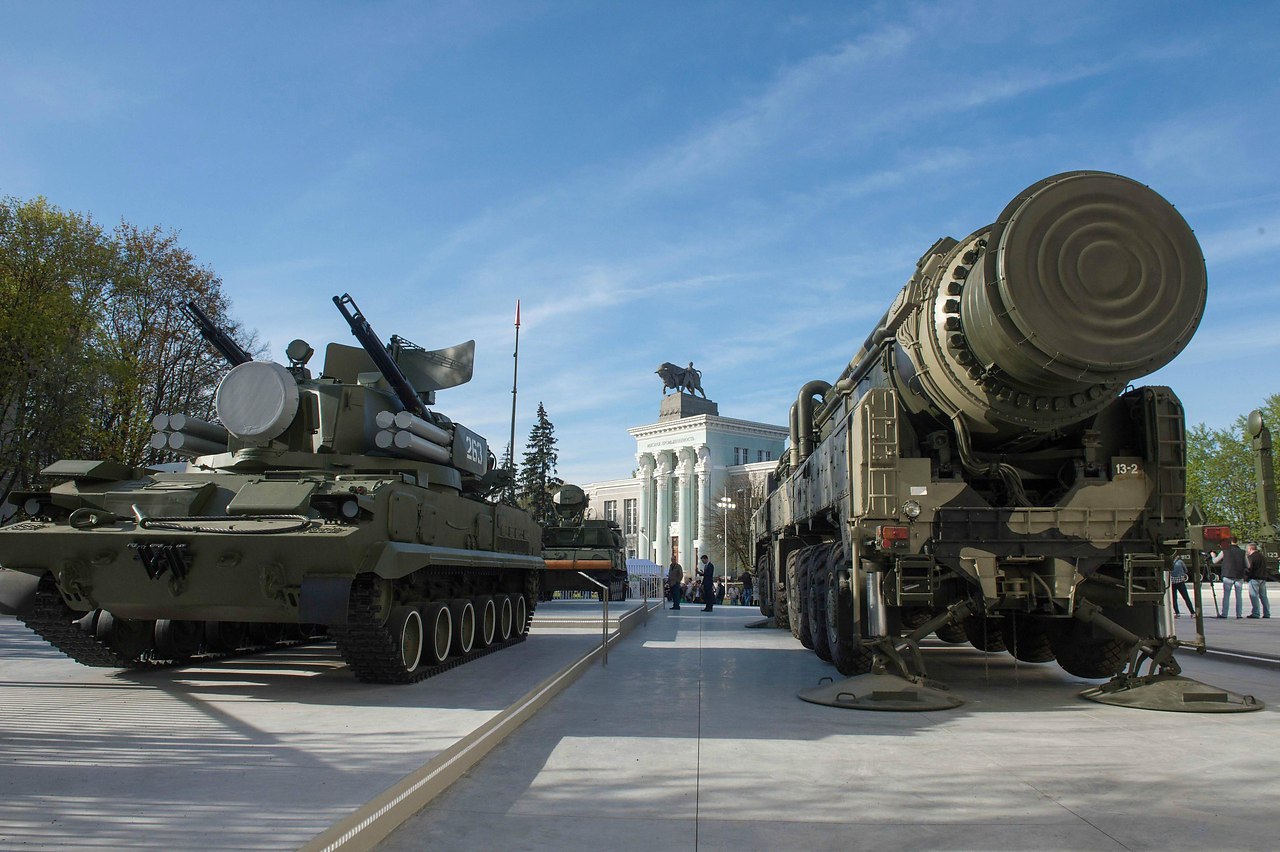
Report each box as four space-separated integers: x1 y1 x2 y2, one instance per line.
540 485 627 601
0 294 543 684
754 171 1258 711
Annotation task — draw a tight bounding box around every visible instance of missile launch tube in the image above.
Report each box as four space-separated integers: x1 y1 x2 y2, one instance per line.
835 171 1206 441
375 429 451 464
374 410 451 446
166 414 229 443
167 432 228 457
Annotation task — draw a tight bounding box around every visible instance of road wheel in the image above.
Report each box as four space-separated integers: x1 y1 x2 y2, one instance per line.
473 596 497 648
421 602 451 665
154 619 203 660
388 606 425 673
496 595 513 641
448 599 475 656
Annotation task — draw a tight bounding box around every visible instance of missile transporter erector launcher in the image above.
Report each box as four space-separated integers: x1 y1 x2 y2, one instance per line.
753 171 1260 711
0 294 543 684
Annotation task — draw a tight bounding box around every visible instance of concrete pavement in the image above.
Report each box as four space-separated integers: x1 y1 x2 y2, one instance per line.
382 602 1280 852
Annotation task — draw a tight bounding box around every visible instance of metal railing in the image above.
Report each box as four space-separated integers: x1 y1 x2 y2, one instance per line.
576 572 609 665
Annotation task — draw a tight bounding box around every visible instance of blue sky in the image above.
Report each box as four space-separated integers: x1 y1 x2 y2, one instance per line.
2 1 1278 485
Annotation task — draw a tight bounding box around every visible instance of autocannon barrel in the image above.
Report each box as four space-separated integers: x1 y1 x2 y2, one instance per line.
833 171 1206 441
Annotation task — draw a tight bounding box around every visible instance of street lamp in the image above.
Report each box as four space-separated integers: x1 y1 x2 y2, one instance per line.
715 496 736 591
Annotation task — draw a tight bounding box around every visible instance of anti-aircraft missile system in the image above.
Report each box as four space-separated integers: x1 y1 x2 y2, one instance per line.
0 294 542 684
539 485 628 602
753 171 1260 711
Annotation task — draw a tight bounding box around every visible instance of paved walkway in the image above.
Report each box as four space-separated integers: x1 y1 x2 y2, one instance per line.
0 603 632 850
382 603 1280 852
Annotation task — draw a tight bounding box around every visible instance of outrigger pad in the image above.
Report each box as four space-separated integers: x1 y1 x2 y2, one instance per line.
798 673 964 712
743 617 777 629
1080 674 1264 713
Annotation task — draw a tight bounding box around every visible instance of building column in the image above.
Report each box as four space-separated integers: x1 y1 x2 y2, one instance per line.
695 444 710 559
654 453 672 566
636 453 655 564
675 449 695 569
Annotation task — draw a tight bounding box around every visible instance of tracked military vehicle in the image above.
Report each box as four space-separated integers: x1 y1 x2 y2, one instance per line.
540 485 627 601
0 294 542 684
754 171 1259 711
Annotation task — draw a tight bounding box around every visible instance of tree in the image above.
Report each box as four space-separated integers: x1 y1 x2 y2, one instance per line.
706 476 766 575
89 221 255 466
1186 393 1280 542
517 402 561 525
492 442 519 506
0 195 255 508
0 197 113 503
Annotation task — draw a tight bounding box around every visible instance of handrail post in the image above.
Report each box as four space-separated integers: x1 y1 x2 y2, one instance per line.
577 572 609 666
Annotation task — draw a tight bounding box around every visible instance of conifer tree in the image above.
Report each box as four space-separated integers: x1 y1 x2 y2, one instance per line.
517 402 561 524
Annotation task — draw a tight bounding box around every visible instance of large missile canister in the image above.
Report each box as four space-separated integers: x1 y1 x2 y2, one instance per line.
889 171 1206 438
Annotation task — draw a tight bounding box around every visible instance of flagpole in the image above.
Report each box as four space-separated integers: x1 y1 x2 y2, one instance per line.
507 300 521 476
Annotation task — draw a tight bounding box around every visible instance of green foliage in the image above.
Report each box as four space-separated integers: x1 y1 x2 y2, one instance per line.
516 402 562 525
0 195 252 505
1186 393 1280 542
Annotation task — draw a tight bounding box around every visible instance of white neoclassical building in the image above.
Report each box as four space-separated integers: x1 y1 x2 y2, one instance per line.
584 393 786 568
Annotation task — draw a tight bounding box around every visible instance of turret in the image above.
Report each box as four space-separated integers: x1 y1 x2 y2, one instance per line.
158 294 494 490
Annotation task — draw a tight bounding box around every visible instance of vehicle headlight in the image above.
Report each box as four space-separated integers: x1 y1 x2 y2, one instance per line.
902 500 921 519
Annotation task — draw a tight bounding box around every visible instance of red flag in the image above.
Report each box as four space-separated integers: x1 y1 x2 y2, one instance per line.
515 299 521 328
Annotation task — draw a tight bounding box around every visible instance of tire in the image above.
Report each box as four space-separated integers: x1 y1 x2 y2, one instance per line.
934 620 969 644
795 548 815 650
963 616 1007 652
1002 613 1055 663
785 550 802 640
756 555 773 617
1049 620 1129 679
901 608 933 630
824 541 874 676
773 559 791 630
807 545 833 662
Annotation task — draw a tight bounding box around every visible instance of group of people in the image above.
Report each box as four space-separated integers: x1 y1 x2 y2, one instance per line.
1169 536 1272 619
663 556 755 611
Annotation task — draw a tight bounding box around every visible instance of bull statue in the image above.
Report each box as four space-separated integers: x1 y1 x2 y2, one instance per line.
656 361 706 398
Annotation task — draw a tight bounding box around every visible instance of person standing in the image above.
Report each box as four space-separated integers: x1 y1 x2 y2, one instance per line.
1214 538 1248 619
699 554 716 612
1245 543 1271 619
1170 555 1195 616
667 558 683 610
739 570 753 607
